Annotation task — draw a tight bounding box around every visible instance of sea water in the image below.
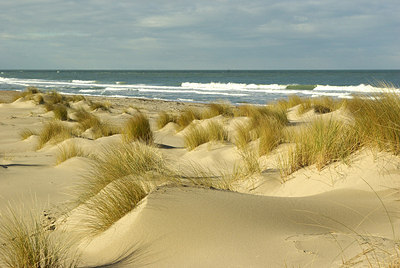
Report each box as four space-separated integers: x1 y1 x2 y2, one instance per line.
0 70 399 105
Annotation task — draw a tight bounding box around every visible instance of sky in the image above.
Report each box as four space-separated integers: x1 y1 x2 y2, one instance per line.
0 0 399 70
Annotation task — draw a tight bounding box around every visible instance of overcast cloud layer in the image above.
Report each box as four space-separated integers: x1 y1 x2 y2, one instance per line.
0 0 399 69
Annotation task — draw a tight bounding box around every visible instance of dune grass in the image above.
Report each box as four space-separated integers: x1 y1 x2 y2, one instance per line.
346 89 400 154
279 119 361 177
257 117 286 156
202 101 234 119
73 108 119 138
80 176 149 234
176 107 201 130
183 121 228 150
53 104 68 121
75 142 167 204
122 113 153 144
56 142 88 165
297 96 342 115
0 206 77 267
65 95 86 103
19 128 37 140
156 111 177 129
89 101 111 111
37 121 75 149
239 149 261 175
43 90 64 105
234 122 254 150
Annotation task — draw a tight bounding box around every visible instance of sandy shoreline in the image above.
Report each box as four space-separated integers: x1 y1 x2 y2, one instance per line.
0 89 399 267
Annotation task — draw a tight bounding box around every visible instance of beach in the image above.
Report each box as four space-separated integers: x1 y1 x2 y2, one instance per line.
0 88 399 267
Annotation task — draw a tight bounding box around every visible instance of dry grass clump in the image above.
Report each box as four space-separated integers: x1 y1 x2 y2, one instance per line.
74 108 100 131
13 87 43 103
177 163 243 191
76 142 167 203
184 125 211 150
234 122 254 150
239 149 261 175
80 176 149 234
279 119 361 177
43 90 64 105
257 117 286 156
202 101 234 119
156 111 177 129
233 105 288 154
346 89 400 154
183 121 228 150
0 206 77 267
19 128 37 140
176 107 201 130
122 113 153 144
297 96 342 115
73 108 119 139
65 95 85 102
37 121 75 149
236 104 288 127
53 104 68 121
89 101 111 111
56 142 88 164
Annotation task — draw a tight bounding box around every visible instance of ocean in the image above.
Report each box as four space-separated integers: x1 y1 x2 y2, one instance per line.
0 70 399 105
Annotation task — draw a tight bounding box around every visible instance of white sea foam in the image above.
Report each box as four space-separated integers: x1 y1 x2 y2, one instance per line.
79 89 98 93
72 80 97 84
181 82 287 91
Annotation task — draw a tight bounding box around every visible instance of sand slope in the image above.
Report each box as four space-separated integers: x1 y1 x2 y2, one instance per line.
1 93 399 267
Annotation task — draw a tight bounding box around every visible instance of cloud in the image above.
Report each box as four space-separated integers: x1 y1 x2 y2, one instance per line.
0 0 399 69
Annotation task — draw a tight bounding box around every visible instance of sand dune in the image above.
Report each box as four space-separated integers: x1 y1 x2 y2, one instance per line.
0 90 399 267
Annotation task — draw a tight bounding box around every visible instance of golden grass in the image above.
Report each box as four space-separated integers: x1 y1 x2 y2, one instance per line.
74 108 99 131
65 95 86 102
19 128 37 140
56 142 88 165
202 101 234 119
279 119 361 177
122 113 153 144
177 163 243 191
43 90 64 105
75 142 167 204
183 125 211 150
89 101 112 111
236 104 288 127
183 121 228 150
156 111 177 129
37 121 75 149
0 206 77 267
234 122 254 150
346 88 400 154
239 149 261 175
176 107 201 130
53 104 68 121
257 117 286 156
80 176 149 234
